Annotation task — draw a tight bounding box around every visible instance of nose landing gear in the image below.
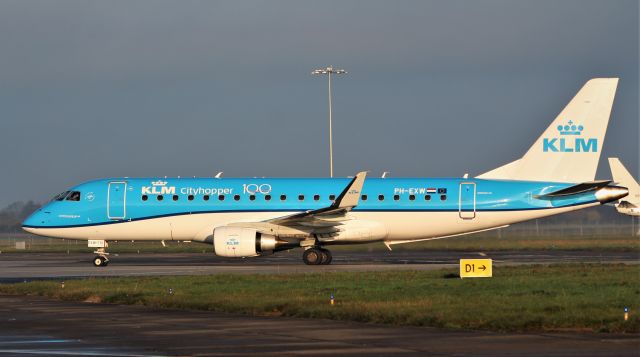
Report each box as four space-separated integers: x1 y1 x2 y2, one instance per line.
303 247 332 265
92 243 109 267
93 255 109 267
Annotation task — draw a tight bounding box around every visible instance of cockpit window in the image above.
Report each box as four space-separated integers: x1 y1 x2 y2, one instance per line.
66 191 81 201
52 191 70 201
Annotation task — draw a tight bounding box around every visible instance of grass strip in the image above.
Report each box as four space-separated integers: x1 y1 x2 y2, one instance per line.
1 263 638 333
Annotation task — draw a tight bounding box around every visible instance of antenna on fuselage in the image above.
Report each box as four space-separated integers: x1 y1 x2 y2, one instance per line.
381 171 390 178
215 172 223 179
463 173 469 179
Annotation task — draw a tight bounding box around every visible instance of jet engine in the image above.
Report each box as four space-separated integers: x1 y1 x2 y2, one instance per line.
213 226 290 257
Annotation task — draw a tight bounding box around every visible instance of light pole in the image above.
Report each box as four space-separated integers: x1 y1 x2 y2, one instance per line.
312 66 347 178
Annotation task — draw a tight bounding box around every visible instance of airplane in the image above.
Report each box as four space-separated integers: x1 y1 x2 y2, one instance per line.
608 158 640 216
22 78 628 266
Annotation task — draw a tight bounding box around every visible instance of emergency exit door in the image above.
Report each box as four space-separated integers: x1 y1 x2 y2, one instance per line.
107 181 127 220
459 182 476 219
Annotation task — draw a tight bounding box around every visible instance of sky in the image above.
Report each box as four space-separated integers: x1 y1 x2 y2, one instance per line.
0 0 638 207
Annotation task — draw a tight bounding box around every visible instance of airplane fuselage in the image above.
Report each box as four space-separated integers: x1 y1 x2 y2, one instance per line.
23 177 613 244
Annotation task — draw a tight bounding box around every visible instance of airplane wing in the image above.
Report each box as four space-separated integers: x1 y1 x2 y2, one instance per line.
226 171 367 237
267 171 367 226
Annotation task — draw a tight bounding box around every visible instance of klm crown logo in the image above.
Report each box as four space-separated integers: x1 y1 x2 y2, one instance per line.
543 120 597 153
557 121 584 135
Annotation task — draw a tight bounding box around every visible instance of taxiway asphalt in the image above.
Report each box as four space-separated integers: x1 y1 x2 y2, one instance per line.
0 250 637 282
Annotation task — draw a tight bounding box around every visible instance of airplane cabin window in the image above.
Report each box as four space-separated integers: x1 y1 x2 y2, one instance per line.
65 191 81 201
329 194 336 201
425 195 431 201
280 194 287 201
53 191 70 201
298 195 305 201
265 195 272 201
393 195 400 201
313 195 320 201
362 194 367 201
188 195 194 201
172 195 179 201
409 195 415 201
249 195 256 201
440 194 447 201
234 195 240 201
142 195 148 201
203 195 210 201
157 195 164 201
218 195 225 201
378 194 384 201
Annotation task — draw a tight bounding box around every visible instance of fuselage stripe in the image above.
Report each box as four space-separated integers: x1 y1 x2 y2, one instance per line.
22 200 598 229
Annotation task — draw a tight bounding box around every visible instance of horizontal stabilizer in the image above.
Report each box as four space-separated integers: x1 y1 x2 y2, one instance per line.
534 180 611 198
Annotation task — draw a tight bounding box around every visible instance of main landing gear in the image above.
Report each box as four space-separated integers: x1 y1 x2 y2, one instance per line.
93 244 110 267
303 247 332 265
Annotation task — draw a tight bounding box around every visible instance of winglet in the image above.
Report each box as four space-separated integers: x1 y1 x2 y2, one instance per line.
333 171 367 209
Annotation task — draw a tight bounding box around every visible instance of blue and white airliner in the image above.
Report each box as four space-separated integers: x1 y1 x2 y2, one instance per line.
22 78 628 266
608 158 640 216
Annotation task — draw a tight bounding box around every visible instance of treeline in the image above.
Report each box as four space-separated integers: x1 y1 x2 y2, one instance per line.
0 201 41 233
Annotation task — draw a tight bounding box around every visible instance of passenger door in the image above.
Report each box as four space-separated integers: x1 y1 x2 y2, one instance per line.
107 181 127 220
458 182 476 219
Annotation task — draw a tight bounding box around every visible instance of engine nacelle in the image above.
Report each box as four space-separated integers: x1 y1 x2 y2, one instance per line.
213 226 283 257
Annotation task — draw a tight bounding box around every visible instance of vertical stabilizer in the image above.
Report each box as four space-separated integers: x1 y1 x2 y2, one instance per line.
609 158 640 206
478 78 619 183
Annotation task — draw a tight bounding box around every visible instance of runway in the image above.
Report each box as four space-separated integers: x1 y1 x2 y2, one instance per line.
0 295 638 357
0 250 637 282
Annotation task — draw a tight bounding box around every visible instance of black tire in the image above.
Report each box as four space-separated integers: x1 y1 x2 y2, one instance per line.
93 256 106 267
303 248 322 265
319 249 332 265
93 255 104 267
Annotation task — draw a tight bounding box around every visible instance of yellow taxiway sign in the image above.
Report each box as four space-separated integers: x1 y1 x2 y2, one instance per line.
460 259 492 278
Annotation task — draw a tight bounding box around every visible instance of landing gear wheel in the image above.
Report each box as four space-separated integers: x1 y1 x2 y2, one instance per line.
303 248 323 265
319 249 332 265
92 242 110 267
93 256 108 267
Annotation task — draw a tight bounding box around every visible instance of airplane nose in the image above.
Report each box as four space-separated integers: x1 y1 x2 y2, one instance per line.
595 186 629 204
21 209 50 231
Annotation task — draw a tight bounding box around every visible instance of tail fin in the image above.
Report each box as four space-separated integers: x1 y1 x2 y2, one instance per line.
478 78 619 183
609 158 640 205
